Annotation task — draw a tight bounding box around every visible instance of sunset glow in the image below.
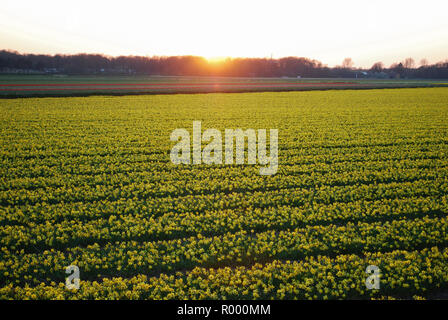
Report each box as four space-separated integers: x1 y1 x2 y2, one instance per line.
0 0 447 67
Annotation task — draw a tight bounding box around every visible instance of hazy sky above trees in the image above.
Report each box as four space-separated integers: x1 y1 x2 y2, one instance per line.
0 0 447 68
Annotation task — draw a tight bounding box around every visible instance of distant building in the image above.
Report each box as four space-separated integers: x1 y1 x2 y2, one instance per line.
44 68 58 73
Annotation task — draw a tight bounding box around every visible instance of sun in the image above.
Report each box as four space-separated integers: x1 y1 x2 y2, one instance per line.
205 56 229 64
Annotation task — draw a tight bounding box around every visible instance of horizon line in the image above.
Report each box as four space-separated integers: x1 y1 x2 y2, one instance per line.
3 49 446 69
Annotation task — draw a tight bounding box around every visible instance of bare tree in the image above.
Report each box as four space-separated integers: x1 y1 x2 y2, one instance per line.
341 58 354 69
370 62 384 72
403 57 415 69
419 58 429 67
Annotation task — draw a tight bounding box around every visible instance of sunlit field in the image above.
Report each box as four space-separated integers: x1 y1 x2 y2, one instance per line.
1 88 448 299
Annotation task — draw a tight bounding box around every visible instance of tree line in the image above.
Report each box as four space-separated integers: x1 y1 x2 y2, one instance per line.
1 50 447 78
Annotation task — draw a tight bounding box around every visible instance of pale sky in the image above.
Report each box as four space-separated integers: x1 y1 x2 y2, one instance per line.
1 0 447 68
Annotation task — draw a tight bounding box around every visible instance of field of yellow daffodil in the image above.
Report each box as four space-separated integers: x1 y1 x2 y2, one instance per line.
1 88 447 299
